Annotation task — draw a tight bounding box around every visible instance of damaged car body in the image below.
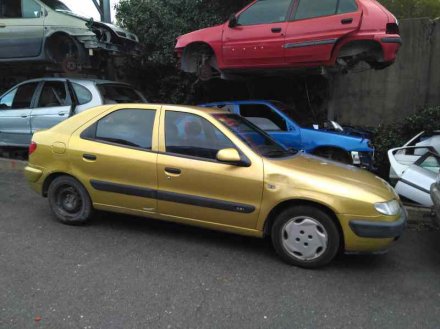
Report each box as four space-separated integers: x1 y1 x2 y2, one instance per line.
0 0 139 72
175 0 401 80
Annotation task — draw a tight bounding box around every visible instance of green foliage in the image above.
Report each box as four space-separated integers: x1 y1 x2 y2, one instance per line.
373 106 440 178
379 0 440 19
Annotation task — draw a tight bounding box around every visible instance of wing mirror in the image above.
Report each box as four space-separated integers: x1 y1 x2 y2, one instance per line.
217 148 241 163
228 14 238 28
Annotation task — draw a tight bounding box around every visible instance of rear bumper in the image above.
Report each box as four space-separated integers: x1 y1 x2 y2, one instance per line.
349 209 407 238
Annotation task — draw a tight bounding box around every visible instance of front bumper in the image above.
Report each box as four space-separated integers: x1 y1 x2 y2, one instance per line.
431 183 440 225
349 209 407 239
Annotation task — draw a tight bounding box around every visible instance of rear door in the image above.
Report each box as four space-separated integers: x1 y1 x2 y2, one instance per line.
284 0 361 63
0 0 44 59
69 106 160 214
0 81 39 146
222 0 292 67
30 80 72 132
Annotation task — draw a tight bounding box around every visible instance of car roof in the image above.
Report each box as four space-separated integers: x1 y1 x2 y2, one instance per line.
13 78 132 87
201 100 275 106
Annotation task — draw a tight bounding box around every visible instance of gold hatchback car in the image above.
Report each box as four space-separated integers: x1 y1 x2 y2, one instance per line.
25 104 406 268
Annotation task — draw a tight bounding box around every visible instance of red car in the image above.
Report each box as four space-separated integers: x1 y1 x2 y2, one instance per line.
175 0 401 80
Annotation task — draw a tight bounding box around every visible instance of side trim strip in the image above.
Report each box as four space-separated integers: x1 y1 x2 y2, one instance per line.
398 178 430 194
90 180 157 199
381 37 402 44
89 180 255 214
284 38 337 49
157 190 255 214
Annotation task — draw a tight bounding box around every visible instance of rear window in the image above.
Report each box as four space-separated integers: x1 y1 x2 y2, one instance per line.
98 84 146 104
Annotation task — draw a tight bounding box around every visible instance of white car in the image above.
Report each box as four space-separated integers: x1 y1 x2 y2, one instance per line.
388 131 440 181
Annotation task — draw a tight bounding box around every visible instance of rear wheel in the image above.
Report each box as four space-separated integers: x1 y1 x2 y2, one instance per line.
48 176 93 225
271 206 340 268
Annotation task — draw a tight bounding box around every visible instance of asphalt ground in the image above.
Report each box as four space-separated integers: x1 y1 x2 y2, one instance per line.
1 165 439 329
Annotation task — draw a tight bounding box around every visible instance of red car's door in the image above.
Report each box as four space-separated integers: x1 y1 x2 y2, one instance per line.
222 0 293 68
284 0 362 64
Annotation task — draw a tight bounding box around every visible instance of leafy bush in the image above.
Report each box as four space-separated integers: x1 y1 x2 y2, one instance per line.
372 105 440 179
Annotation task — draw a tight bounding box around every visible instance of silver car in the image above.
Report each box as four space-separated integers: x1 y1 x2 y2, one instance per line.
0 0 138 71
0 78 147 147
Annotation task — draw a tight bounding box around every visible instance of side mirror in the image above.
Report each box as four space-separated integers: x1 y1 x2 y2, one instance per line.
228 14 238 28
217 148 241 163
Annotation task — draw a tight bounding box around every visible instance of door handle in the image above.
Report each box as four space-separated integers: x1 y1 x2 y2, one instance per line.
165 167 181 175
58 111 67 116
0 23 6 28
271 27 282 33
21 114 28 118
341 18 353 24
83 154 97 161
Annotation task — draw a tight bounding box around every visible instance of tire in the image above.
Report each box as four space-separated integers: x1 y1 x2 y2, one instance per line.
271 206 340 268
313 148 352 165
48 176 93 225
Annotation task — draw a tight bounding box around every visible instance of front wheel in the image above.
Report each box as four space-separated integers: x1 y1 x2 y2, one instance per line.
48 176 93 225
271 206 340 268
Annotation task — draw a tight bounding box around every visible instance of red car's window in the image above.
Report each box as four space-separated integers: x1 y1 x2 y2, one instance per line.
237 0 292 26
294 0 357 20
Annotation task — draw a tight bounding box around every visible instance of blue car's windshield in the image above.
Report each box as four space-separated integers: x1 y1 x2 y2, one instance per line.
214 113 297 158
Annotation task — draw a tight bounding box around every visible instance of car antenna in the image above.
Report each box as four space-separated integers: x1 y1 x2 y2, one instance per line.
66 79 78 117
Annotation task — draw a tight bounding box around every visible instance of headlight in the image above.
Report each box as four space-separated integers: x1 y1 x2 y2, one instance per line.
374 200 401 216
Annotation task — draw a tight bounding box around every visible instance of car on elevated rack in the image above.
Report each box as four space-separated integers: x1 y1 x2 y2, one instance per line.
0 78 147 148
0 0 139 72
201 100 375 169
25 103 405 268
175 0 401 80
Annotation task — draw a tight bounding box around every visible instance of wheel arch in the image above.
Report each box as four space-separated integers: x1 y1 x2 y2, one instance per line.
181 41 217 73
263 199 345 250
333 39 384 63
42 172 82 197
310 145 350 154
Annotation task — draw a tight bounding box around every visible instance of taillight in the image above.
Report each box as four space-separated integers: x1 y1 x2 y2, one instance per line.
29 141 37 155
386 23 399 34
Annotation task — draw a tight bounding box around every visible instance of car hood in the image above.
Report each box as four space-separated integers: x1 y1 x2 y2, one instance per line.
265 153 397 202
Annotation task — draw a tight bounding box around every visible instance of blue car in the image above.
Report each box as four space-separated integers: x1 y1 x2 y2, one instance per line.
201 100 374 169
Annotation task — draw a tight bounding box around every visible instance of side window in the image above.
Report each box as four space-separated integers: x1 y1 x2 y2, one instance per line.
1 0 41 18
294 0 338 20
93 109 156 150
337 0 358 14
37 81 71 108
0 88 17 110
22 0 41 18
237 0 292 26
165 111 235 160
98 85 146 104
239 104 287 131
72 83 93 105
9 82 38 109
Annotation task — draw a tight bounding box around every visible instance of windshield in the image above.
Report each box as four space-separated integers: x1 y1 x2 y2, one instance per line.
214 113 297 158
40 0 72 12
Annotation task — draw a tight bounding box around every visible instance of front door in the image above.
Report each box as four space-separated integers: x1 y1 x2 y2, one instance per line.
284 0 362 63
157 108 264 230
30 80 72 132
0 81 39 146
222 0 292 67
69 107 160 214
0 0 44 59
